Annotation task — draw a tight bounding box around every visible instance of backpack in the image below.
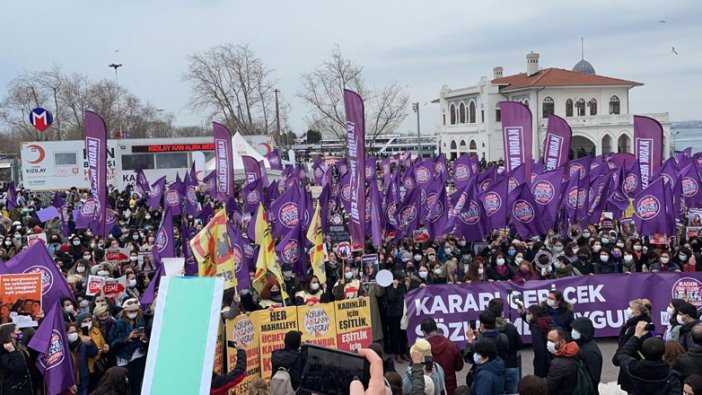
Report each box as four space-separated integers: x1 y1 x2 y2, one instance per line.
571 358 595 395
270 367 296 395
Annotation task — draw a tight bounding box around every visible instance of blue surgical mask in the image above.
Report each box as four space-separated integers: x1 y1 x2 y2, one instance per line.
472 353 482 364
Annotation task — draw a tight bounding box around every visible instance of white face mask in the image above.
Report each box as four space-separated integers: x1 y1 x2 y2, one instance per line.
126 312 138 320
571 329 581 340
77 266 86 273
433 268 442 275
345 272 353 280
677 314 686 325
478 268 485 275
572 247 579 254
310 282 320 291
81 322 92 330
428 255 436 262
592 245 601 252
64 305 75 314
547 299 557 308
625 307 634 319
601 238 610 244
68 333 79 343
97 270 109 277
496 258 505 266
547 341 557 354
445 248 452 255
679 255 688 262
600 255 609 263
525 313 533 323
79 300 89 308
128 279 137 288
458 240 467 247
666 306 675 316
419 271 428 279
660 257 670 264
623 255 633 262
515 256 524 264
633 245 642 251
83 255 91 260
129 256 138 262
414 254 422 262
616 243 625 248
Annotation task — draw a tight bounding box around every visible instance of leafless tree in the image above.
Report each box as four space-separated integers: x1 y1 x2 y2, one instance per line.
300 46 409 150
184 43 282 136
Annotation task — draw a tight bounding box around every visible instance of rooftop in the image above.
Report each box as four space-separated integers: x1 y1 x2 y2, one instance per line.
491 67 642 91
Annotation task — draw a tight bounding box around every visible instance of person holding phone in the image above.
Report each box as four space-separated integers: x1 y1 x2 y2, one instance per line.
210 341 247 395
401 339 446 395
76 312 109 389
106 298 148 395
66 322 99 395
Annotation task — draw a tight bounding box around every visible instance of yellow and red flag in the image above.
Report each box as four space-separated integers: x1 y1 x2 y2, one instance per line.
306 201 326 283
253 203 287 299
190 208 237 289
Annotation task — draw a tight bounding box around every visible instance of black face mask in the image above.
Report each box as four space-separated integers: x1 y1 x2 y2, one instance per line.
579 255 589 261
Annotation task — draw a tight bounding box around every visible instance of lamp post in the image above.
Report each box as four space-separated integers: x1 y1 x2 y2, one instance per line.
412 102 421 158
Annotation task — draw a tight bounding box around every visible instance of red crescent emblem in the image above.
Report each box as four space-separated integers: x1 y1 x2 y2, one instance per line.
26 144 46 164
258 142 272 154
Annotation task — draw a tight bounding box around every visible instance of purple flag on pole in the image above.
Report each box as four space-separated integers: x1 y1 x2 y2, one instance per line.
148 176 166 210
28 301 75 395
543 114 572 171
153 206 175 267
479 177 509 232
680 163 702 208
425 180 449 239
140 263 164 308
275 225 307 280
134 168 151 197
241 179 263 213
434 153 449 184
270 183 304 239
202 171 216 199
184 163 200 217
414 159 433 189
453 154 473 190
242 155 261 185
510 184 547 239
0 243 75 306
368 178 383 247
656 157 679 187
181 221 198 277
84 111 108 236
451 184 489 242
259 160 269 187
563 168 588 224
344 89 366 248
365 157 376 181
634 115 664 188
164 175 183 217
228 222 251 289
530 167 565 229
621 160 643 199
633 177 673 236
6 181 16 210
395 187 422 240
213 122 235 200
500 101 533 180
381 158 393 187
266 150 283 171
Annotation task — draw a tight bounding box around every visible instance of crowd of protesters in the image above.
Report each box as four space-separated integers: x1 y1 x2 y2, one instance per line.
1 166 702 395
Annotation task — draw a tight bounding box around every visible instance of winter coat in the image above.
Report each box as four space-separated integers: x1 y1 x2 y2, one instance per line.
679 320 701 350
69 339 99 394
427 334 464 395
613 336 682 395
86 325 107 373
530 316 554 378
0 346 33 395
546 341 580 395
572 320 602 394
107 316 147 363
496 317 522 369
486 265 512 281
545 305 574 332
672 344 702 381
211 348 247 395
409 363 426 395
471 357 505 395
613 314 653 391
384 283 406 318
364 283 384 342
271 348 302 389
402 363 445 395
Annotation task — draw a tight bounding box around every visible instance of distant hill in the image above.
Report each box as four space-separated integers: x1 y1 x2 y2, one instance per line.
672 121 702 129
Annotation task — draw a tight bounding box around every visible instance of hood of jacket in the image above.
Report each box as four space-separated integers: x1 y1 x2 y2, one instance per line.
475 356 505 375
555 341 580 358
427 334 452 355
571 317 595 343
625 359 674 390
534 316 553 335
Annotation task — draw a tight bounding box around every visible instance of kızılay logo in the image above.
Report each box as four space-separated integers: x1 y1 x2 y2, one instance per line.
415 167 431 184
303 308 331 337
636 195 660 220
278 202 299 228
454 164 469 181
682 177 698 197
671 277 702 309
513 199 535 223
531 181 555 205
483 192 502 216
24 265 53 295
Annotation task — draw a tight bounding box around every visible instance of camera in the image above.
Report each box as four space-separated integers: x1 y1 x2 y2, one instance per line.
424 356 433 373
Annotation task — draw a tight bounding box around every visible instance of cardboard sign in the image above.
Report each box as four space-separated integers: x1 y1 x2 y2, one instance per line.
297 303 337 348
162 257 185 277
687 227 702 240
0 273 42 311
36 206 59 222
258 306 298 379
26 233 47 247
102 276 126 297
335 242 351 260
226 310 264 394
86 275 105 296
105 248 130 263
413 228 430 243
334 297 372 351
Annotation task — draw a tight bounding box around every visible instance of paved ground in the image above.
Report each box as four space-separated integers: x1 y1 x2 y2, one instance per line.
392 337 626 394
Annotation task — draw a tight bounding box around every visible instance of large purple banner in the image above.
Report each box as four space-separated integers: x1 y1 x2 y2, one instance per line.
634 115 663 188
84 111 108 236
344 89 366 248
406 272 702 348
543 114 572 171
500 101 533 179
213 122 235 200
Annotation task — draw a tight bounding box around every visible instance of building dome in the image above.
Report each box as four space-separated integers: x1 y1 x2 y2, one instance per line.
573 59 596 75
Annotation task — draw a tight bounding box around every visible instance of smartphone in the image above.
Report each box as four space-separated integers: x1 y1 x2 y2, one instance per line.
645 323 656 333
227 340 238 348
300 344 370 395
81 326 89 336
469 320 477 330
134 327 144 335
424 356 433 373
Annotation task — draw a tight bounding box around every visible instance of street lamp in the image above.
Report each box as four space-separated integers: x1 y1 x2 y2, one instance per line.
108 63 123 82
412 102 421 158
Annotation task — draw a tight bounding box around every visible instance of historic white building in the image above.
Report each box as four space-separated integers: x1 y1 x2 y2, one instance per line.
435 52 670 162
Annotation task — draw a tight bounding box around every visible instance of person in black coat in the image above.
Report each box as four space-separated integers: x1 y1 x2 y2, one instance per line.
523 305 553 378
66 323 100 395
571 317 602 394
211 347 247 395
0 323 33 395
271 330 303 390
613 298 653 392
385 271 408 363
613 321 682 394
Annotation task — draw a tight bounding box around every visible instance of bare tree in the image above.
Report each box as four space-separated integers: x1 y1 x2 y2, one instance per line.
184 43 281 136
300 46 409 149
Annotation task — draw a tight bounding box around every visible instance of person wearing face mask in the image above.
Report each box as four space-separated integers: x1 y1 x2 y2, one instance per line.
541 290 574 332
124 272 141 300
487 253 512 282
553 256 581 278
630 240 650 271
63 297 79 323
76 312 110 387
521 305 553 378
386 271 409 364
675 247 696 272
663 299 686 342
280 264 301 305
467 339 504 395
141 232 156 252
69 259 92 281
414 264 430 288
550 239 565 258
66 322 99 395
425 247 438 266
429 262 447 285
594 249 620 274
650 251 682 272
259 277 285 309
333 265 364 300
571 317 602 393
570 246 593 275
546 327 583 395
70 236 85 261
621 248 637 273
563 242 579 264
512 261 538 283
677 303 701 351
294 276 328 306
445 258 461 285
616 298 653 348
465 257 488 283
0 323 33 395
107 298 148 395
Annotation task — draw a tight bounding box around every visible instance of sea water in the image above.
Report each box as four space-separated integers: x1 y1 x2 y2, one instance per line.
672 127 702 153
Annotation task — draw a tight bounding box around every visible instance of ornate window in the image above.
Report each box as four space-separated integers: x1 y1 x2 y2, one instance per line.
542 97 554 118
459 103 466 124
449 104 456 124
609 96 620 114
576 99 586 116
589 99 598 116
469 101 476 123
566 99 573 117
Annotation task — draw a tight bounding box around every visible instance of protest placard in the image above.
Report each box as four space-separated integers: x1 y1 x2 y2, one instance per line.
26 233 47 247
213 321 224 376
334 297 372 351
105 248 130 263
226 310 264 394
86 275 105 296
0 273 42 314
258 306 298 379
297 303 337 348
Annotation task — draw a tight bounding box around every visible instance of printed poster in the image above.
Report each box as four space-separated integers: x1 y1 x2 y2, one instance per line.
334 297 372 351
257 306 298 379
297 303 337 348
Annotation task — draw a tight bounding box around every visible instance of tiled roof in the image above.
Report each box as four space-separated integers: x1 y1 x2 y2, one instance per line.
492 68 642 90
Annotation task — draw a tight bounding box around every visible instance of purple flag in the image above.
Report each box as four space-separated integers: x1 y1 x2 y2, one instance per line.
367 178 383 247
633 177 674 236
425 180 449 239
197 203 214 224
621 160 643 199
270 183 304 239
586 172 613 225
51 191 64 209
241 179 263 213
434 154 449 184
164 175 183 217
140 263 164 308
6 181 16 210
414 159 433 189
381 158 393 187
84 111 108 236
344 89 366 248
242 155 261 185
510 184 547 239
275 226 306 280
336 159 348 176
28 301 75 395
184 162 200 217
500 101 533 180
479 177 509 232
543 114 572 171
563 168 588 224
148 176 166 210
453 154 473 190
395 187 422 240
153 206 175 266
181 221 198 277
680 163 702 208
266 150 283 171
259 160 269 187
656 157 679 187
202 171 217 199
213 122 235 200
0 243 74 306
384 179 400 235
530 167 565 229
451 184 489 242
507 163 527 194
313 158 326 185
134 168 151 197
365 157 376 181
228 222 251 289
634 115 664 188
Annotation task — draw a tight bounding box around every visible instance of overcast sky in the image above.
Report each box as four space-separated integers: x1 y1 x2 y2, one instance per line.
1 0 700 137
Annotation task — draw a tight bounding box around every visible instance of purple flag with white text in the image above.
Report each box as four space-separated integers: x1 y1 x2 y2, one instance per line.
500 101 533 180
6 181 16 210
344 89 366 248
543 114 572 171
634 115 664 188
84 111 108 236
148 176 166 210
453 154 473 190
266 150 283 170
153 206 175 267
28 301 75 395
242 155 261 185
213 122 235 200
530 167 565 229
134 168 151 197
633 177 674 236
510 183 547 239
